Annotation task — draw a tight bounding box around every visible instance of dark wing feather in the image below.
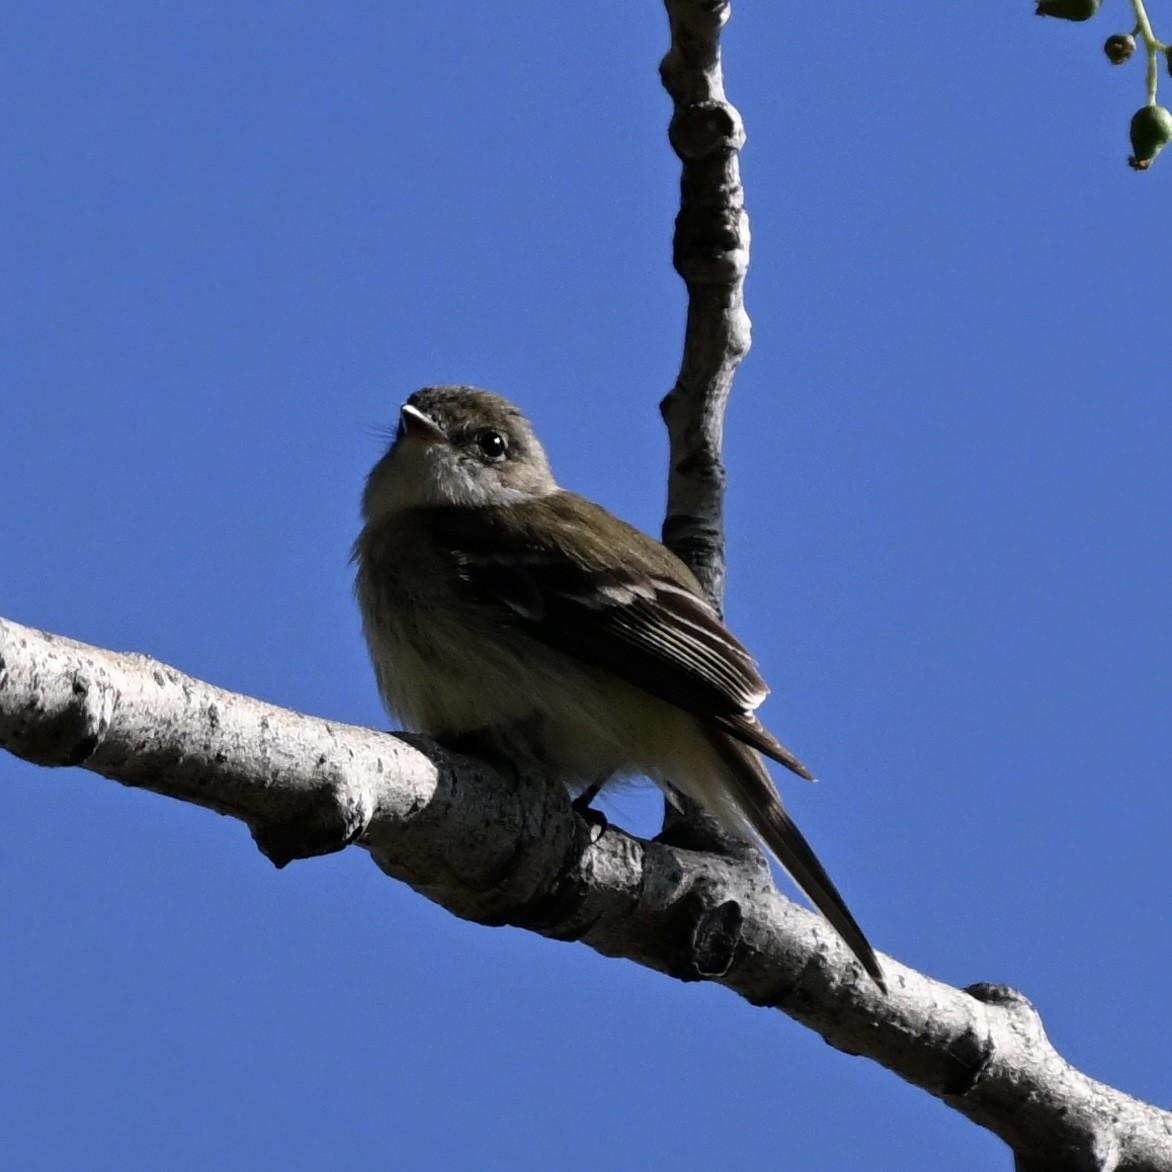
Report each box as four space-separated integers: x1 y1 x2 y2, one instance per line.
536 565 768 714
425 498 880 980
426 495 814 779
712 712 814 780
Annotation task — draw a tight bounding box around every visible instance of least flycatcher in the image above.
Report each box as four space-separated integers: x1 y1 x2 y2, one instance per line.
354 386 883 988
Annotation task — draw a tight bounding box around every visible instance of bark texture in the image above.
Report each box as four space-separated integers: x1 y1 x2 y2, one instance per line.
2 614 1171 1169
659 0 751 613
656 0 756 858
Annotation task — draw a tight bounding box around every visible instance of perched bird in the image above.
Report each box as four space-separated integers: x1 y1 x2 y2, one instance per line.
354 386 884 988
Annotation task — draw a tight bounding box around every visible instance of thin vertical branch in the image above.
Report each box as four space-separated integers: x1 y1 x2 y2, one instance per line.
659 0 751 615
656 0 754 852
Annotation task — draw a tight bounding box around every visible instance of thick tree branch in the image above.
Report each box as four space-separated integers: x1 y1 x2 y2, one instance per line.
3 614 1170 1169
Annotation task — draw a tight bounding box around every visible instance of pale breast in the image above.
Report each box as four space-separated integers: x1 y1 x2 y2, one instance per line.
354 513 639 784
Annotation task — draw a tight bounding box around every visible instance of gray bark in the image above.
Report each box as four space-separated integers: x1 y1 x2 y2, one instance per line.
2 614 1170 1169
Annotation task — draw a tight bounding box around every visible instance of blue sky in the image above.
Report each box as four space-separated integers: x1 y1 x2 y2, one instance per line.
3 3 1170 1168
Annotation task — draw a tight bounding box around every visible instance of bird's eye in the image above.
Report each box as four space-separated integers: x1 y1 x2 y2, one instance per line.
475 430 508 462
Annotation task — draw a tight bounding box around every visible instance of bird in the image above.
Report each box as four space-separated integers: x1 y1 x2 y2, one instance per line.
353 385 884 988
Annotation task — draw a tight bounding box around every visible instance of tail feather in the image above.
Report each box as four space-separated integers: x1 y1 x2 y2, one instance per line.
707 732 886 991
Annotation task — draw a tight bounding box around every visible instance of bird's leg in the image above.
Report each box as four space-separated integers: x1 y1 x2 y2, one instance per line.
572 775 606 813
437 727 610 842
571 773 612 842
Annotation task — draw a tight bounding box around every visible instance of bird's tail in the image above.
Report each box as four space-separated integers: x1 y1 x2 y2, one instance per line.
705 732 886 991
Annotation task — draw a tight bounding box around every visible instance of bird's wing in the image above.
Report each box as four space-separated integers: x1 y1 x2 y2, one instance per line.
423 494 814 779
422 498 887 983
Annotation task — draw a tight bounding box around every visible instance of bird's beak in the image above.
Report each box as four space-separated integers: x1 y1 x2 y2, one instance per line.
398 403 447 444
